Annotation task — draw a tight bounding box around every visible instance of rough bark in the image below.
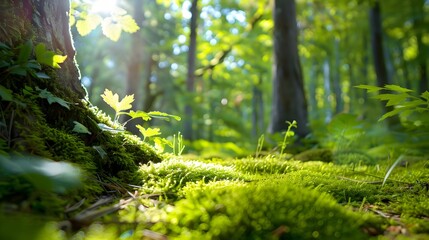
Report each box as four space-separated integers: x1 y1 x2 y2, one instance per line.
0 0 85 98
269 0 309 137
183 0 198 140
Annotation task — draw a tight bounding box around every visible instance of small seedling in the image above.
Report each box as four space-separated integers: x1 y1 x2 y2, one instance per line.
280 120 297 158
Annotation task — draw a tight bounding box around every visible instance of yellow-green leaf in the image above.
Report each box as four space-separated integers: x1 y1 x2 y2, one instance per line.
384 85 413 93
101 89 134 113
136 125 161 139
355 85 383 93
76 14 102 36
102 18 122 41
125 110 151 121
118 15 140 33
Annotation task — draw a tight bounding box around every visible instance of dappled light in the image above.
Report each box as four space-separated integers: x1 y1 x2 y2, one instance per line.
1 0 429 239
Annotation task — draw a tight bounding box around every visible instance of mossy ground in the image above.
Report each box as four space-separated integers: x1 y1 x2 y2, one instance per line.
2 152 428 240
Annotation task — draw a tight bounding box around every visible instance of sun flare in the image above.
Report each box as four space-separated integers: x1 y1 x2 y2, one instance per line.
90 0 118 14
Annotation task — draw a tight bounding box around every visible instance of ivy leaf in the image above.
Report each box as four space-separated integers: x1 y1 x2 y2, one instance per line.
35 43 67 68
72 121 91 135
355 85 383 93
384 84 413 93
76 14 102 36
136 125 161 139
101 89 134 113
36 87 70 109
148 111 181 121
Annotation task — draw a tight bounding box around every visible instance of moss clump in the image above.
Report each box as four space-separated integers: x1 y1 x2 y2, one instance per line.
150 180 383 239
293 148 333 163
204 157 298 175
138 159 245 197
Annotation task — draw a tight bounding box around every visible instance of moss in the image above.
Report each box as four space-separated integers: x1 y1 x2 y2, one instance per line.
138 159 245 198
150 180 383 239
0 41 164 216
293 148 334 163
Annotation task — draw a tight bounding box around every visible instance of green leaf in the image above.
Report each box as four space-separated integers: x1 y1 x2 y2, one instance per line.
8 65 27 76
34 72 51 79
136 125 161 139
355 85 383 93
0 85 13 101
382 155 405 186
97 123 124 133
373 93 410 106
0 154 81 193
72 121 91 135
17 40 33 64
123 110 151 121
379 107 405 121
153 137 170 153
421 91 429 101
148 111 182 121
26 60 41 70
93 146 107 159
35 43 67 68
384 84 413 93
101 89 134 113
0 42 10 50
36 87 70 109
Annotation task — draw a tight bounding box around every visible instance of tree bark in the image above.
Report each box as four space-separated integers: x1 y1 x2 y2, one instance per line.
269 0 309 138
183 0 198 140
0 0 85 98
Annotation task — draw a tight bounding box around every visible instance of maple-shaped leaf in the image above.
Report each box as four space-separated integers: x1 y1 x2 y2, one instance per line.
122 110 151 121
136 125 161 140
101 89 134 114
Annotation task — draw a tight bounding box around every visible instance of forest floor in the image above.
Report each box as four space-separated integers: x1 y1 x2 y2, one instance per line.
2 152 429 240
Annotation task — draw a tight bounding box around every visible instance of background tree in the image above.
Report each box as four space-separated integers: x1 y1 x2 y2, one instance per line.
269 0 309 137
183 0 199 140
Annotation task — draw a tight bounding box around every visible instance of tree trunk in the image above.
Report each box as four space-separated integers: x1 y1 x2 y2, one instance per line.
124 0 145 135
323 59 332 123
0 0 161 200
414 0 428 92
183 0 198 140
333 38 343 114
369 0 400 127
0 0 85 98
269 0 309 138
